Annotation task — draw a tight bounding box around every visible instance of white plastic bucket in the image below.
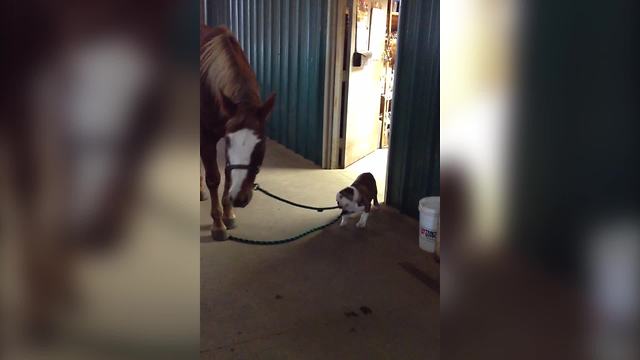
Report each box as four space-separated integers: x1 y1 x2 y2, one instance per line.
418 197 440 252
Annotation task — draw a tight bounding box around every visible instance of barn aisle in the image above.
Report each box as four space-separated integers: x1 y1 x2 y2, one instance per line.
200 140 439 359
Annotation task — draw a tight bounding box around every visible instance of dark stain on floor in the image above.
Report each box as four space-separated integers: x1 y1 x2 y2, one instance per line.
344 311 359 318
398 261 440 293
359 306 373 315
275 294 283 299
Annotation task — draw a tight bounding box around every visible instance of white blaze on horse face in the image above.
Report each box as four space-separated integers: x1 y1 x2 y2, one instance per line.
227 128 261 199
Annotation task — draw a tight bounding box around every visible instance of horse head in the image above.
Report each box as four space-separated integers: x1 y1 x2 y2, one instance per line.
220 91 276 207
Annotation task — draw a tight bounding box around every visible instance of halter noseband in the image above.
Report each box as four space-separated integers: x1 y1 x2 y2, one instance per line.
225 162 260 174
224 135 262 174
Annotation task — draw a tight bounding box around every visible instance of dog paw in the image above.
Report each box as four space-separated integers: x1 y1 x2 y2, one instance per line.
356 221 367 228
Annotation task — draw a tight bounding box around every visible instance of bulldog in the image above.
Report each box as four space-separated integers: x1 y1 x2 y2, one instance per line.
336 172 380 228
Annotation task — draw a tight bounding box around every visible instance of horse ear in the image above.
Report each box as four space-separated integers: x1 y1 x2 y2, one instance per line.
218 91 237 117
258 93 276 122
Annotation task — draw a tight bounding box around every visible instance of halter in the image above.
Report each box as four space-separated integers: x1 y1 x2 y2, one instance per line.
225 161 260 174
225 159 261 200
223 135 262 174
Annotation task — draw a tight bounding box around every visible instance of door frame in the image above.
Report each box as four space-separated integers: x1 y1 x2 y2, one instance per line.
322 0 353 169
201 0 206 25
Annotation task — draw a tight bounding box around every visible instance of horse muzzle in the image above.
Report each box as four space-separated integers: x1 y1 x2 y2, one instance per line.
231 191 252 208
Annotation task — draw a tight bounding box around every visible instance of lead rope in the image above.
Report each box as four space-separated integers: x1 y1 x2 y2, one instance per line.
252 184 340 212
228 184 342 245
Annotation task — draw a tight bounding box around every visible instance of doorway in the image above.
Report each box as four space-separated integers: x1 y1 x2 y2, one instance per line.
325 0 401 202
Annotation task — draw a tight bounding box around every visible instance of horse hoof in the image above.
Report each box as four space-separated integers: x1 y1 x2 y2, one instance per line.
223 217 236 229
200 191 208 201
211 228 228 241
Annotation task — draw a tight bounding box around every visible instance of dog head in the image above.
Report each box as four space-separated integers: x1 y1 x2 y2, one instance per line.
336 186 359 213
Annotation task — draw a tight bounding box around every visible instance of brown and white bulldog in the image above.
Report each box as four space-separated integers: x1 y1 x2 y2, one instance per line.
336 172 380 228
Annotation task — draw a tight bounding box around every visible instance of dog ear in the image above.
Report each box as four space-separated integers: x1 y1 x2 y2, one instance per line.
339 187 354 201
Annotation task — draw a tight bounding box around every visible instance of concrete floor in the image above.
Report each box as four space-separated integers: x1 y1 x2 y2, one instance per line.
201 140 439 359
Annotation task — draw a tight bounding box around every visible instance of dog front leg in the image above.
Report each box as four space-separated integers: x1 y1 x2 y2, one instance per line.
340 214 349 226
356 210 370 228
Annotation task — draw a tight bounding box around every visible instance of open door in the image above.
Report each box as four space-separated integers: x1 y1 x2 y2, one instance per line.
342 0 389 166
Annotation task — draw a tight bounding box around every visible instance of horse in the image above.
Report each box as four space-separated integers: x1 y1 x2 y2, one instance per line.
200 25 275 241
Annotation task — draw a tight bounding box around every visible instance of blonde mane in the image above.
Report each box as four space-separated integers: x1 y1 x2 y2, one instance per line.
200 30 260 106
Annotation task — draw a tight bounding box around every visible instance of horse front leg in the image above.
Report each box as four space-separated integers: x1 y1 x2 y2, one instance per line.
201 142 227 240
221 170 236 229
199 161 208 201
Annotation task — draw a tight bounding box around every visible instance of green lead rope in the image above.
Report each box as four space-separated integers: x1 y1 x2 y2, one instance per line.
229 215 341 245
252 183 341 212
227 184 343 245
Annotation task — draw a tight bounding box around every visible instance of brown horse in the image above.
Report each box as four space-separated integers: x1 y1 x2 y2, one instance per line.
200 25 275 241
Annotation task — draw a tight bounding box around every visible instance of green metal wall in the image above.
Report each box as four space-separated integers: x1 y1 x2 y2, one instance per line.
386 0 440 218
206 0 328 165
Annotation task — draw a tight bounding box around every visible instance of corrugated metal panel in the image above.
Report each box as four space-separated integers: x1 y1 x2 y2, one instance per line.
386 0 440 218
206 0 328 165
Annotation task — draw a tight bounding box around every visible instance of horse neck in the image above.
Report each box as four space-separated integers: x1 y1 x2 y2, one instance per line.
201 30 262 108
226 60 261 106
